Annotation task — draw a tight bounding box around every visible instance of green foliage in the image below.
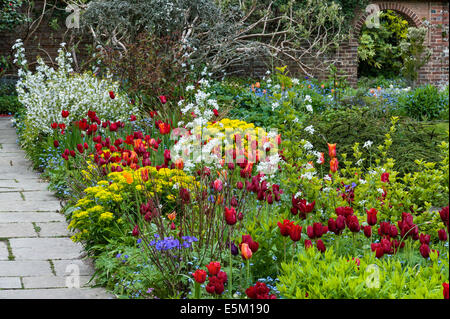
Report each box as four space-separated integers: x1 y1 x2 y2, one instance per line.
358 10 409 78
0 95 21 114
400 27 432 86
277 247 448 299
0 0 29 31
297 107 448 175
398 85 449 121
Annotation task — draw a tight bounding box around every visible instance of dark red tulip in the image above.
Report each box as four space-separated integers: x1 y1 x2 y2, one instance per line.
366 208 378 226
76 144 84 154
443 283 449 299
61 110 69 118
109 91 115 99
316 239 326 253
419 243 430 258
289 224 302 242
159 95 167 104
53 140 59 148
277 219 294 237
307 225 315 239
132 225 139 237
419 234 431 245
438 229 447 241
363 225 372 238
381 172 390 183
304 240 313 249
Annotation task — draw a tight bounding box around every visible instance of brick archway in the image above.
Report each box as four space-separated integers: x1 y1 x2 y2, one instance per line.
337 1 449 88
354 2 423 35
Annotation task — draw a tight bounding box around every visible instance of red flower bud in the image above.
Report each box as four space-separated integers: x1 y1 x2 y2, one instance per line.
61 110 69 118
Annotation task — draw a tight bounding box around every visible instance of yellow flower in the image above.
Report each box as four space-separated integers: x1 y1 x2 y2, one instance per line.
99 211 114 221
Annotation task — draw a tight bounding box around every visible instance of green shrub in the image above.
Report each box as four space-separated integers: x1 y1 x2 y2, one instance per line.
298 107 448 175
0 95 21 114
277 247 448 299
398 85 449 121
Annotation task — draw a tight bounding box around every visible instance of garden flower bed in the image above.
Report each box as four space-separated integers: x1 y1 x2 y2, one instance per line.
8 40 449 300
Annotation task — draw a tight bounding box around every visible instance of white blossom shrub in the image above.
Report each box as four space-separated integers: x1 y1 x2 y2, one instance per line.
13 39 138 135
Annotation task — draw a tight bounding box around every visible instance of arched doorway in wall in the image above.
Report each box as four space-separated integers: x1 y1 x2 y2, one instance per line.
356 3 424 82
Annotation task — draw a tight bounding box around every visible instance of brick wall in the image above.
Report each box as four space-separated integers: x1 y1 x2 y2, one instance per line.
0 0 88 76
337 1 449 87
1 1 448 87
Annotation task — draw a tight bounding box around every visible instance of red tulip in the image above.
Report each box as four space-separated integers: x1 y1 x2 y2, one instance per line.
109 91 115 99
277 219 294 237
51 122 58 129
419 233 431 245
53 140 59 148
381 172 390 183
76 144 84 154
438 229 447 241
159 95 167 104
224 207 237 225
419 243 430 258
245 282 277 299
316 239 326 253
205 261 221 276
330 157 339 173
61 110 69 118
313 223 324 238
307 225 315 239
193 269 207 284
132 225 139 237
213 109 219 116
443 283 449 299
289 224 302 242
158 122 171 135
363 225 372 238
304 239 313 249
366 208 378 226
327 143 336 158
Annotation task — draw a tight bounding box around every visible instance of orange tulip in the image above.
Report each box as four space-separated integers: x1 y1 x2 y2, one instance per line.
241 243 253 260
255 82 260 88
327 143 336 158
174 158 184 170
168 212 176 221
330 157 339 173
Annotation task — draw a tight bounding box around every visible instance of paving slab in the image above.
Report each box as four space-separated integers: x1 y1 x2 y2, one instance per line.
0 192 24 201
0 287 113 299
0 260 53 276
0 241 9 260
53 259 96 277
22 275 94 289
0 222 37 238
0 200 61 212
35 222 71 237
0 277 22 289
0 212 65 223
10 238 84 260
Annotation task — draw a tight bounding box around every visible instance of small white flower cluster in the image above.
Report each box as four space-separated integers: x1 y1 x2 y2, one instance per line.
171 79 222 172
14 41 138 134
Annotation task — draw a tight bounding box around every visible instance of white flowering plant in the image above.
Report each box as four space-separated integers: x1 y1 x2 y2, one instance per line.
13 40 139 137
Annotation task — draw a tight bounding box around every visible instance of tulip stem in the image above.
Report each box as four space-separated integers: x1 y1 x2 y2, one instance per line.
194 282 200 299
246 259 251 287
229 227 233 299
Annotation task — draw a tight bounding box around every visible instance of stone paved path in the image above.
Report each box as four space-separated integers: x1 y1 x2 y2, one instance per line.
0 117 113 299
